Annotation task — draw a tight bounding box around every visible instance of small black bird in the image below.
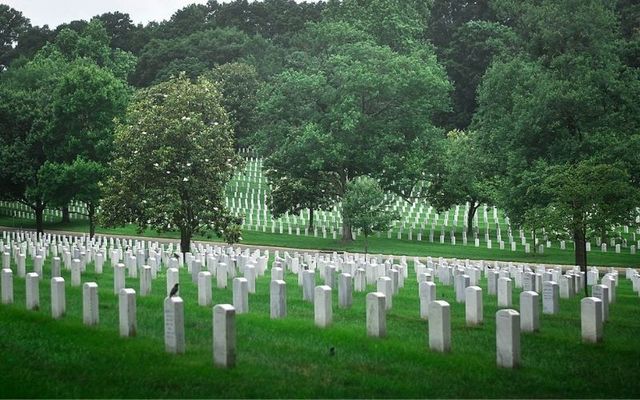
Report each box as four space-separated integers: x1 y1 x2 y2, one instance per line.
329 347 335 357
173 252 180 259
303 265 309 271
169 283 179 297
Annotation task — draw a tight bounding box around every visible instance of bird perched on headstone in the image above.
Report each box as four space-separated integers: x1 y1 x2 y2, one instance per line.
173 252 179 259
303 265 309 271
329 347 335 357
169 283 179 297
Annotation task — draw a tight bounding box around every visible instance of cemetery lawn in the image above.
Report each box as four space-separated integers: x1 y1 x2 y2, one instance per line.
1 216 638 268
1 256 640 398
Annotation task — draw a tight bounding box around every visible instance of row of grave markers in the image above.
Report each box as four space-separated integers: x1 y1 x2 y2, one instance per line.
2 229 638 370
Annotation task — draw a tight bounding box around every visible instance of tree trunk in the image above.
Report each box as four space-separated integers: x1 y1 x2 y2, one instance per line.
574 226 588 297
34 201 44 235
61 205 70 223
466 201 479 235
364 233 369 255
180 227 191 258
88 203 96 239
532 229 537 254
308 208 314 230
342 219 353 243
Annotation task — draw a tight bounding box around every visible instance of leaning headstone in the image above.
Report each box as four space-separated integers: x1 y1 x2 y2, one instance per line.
198 271 213 307
51 277 66 319
119 288 137 337
338 273 353 309
591 284 609 322
498 277 513 307
542 281 559 315
213 304 236 368
428 300 451 353
465 286 483 326
1 268 13 304
314 285 332 328
26 272 39 310
270 280 287 319
581 297 603 343
520 291 539 333
233 277 249 314
419 281 436 320
164 296 185 354
496 309 520 368
366 292 386 338
83 282 99 326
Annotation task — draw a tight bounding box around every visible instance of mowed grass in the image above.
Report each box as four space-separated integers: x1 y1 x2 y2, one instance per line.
1 216 639 268
1 255 639 398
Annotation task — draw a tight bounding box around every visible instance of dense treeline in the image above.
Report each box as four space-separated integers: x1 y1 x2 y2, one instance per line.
0 0 639 283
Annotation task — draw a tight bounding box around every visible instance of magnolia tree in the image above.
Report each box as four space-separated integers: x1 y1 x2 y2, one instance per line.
342 176 398 254
100 73 242 253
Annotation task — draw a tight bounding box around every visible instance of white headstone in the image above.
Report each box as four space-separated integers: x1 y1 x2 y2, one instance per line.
366 292 386 338
428 301 451 353
314 285 332 328
465 286 483 326
166 268 179 296
302 270 315 302
114 263 126 294
164 296 185 354
26 272 39 310
542 281 559 315
591 284 609 322
51 277 66 319
1 268 13 304
498 277 512 307
377 276 393 310
496 309 520 368
119 288 137 337
419 281 436 320
520 291 539 333
581 297 603 343
71 258 82 287
213 304 236 368
83 282 99 326
140 265 152 296
233 277 249 314
270 280 287 319
198 271 212 307
338 273 353 309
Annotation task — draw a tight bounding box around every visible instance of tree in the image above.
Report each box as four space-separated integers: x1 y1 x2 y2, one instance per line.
427 130 496 235
255 22 451 241
0 5 30 68
342 176 398 254
132 27 271 86
473 0 640 291
541 161 639 295
204 62 262 148
100 74 242 254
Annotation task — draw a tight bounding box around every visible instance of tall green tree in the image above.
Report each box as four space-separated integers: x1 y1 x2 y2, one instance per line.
100 74 242 254
428 130 496 235
474 0 640 290
204 62 262 147
342 176 398 254
255 22 451 241
0 5 30 68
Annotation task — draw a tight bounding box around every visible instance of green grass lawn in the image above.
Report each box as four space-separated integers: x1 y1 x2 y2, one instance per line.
1 255 639 398
1 216 639 268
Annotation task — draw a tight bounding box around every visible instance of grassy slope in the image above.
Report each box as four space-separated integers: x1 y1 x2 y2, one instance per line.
1 216 639 268
1 255 639 398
